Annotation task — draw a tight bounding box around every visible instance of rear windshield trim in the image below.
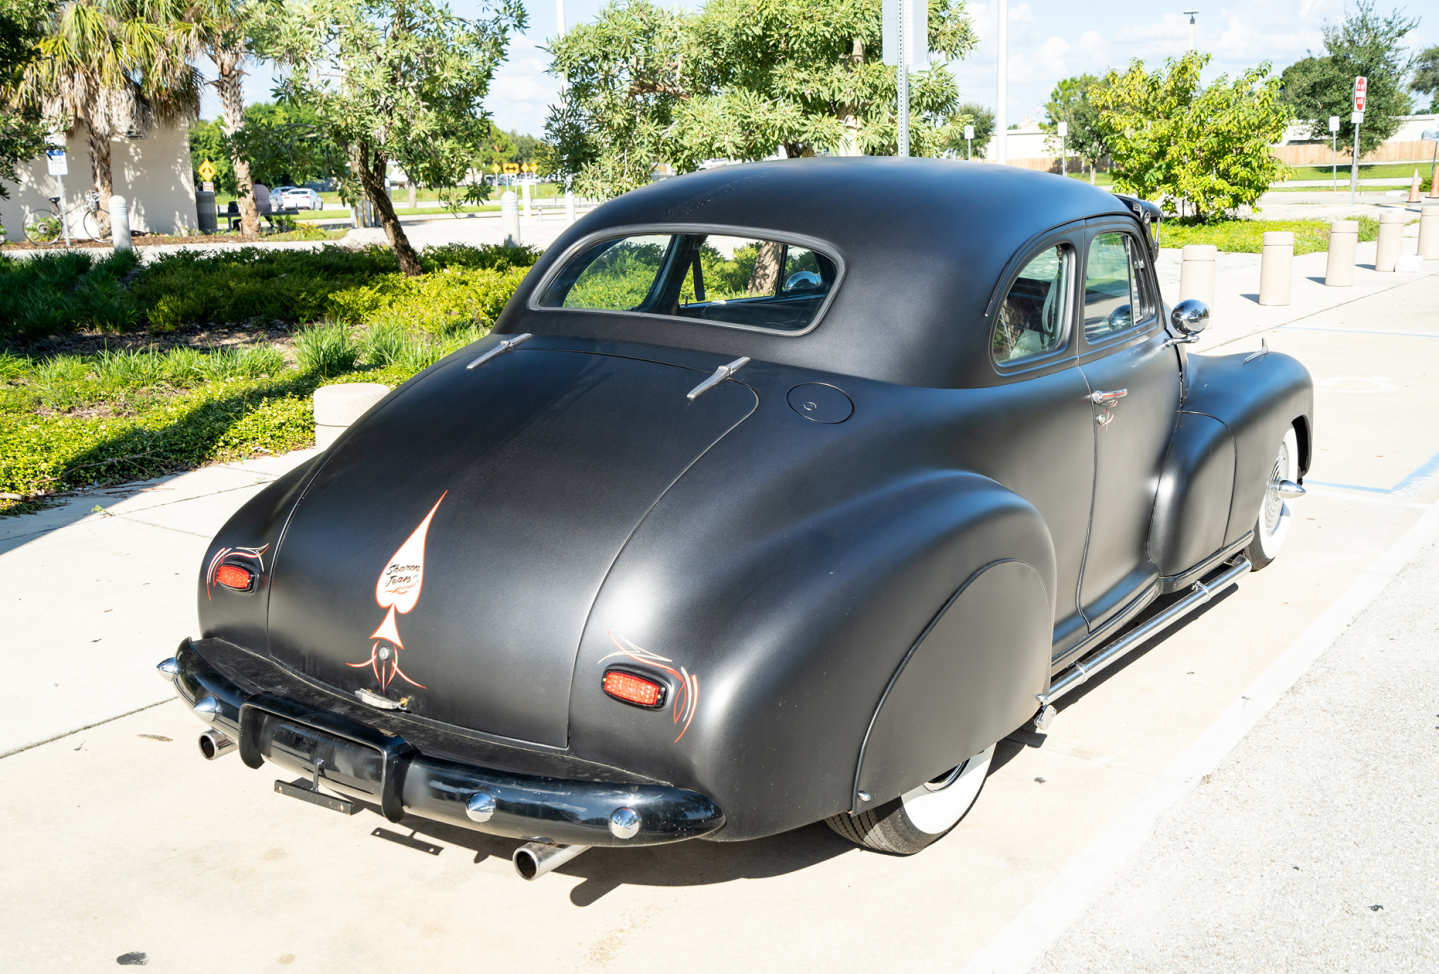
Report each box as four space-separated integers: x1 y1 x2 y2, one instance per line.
526 222 846 338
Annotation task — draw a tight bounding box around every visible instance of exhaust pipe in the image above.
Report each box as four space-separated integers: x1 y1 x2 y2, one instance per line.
512 841 590 880
198 729 236 760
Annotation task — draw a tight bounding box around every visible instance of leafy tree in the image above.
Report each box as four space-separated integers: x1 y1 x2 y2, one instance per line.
188 117 236 193
230 100 347 188
545 0 980 198
1041 74 1108 180
17 0 201 221
0 0 50 199
261 0 526 275
1093 52 1290 222
544 0 687 197
1412 44 1439 113
1279 1 1417 156
936 101 993 159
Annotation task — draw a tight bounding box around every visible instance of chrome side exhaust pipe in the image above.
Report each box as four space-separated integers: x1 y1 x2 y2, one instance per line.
198 729 236 760
512 841 590 880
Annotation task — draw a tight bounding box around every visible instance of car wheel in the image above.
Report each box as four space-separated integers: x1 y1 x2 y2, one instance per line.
1245 426 1299 571
824 743 995 854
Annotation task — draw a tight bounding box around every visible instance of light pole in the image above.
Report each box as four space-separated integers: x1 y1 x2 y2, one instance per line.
996 0 1007 164
1183 10 1198 51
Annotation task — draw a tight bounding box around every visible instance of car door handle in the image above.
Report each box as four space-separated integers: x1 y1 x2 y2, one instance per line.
1088 388 1128 405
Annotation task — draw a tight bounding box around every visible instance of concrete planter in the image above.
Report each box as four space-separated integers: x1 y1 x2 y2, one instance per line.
313 382 392 449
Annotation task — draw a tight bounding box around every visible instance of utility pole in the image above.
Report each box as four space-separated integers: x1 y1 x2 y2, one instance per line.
556 0 564 33
1183 10 1198 50
996 0 1007 164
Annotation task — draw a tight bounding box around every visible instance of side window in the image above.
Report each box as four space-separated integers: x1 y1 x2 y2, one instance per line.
1083 232 1154 342
993 244 1072 365
549 234 674 311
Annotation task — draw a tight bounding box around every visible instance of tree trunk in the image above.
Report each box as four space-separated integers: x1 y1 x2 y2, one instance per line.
85 118 113 234
747 240 783 294
356 143 422 276
213 45 259 236
839 39 864 157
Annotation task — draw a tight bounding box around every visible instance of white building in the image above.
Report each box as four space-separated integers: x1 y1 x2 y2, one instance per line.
1 119 198 239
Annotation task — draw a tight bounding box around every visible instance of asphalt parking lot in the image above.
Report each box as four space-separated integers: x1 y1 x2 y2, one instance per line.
1 222 1435 972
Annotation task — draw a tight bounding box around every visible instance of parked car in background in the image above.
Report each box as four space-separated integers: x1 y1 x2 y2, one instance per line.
274 186 323 210
159 159 1313 879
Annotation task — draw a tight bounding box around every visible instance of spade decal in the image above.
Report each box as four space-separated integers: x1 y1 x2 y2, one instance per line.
347 491 446 692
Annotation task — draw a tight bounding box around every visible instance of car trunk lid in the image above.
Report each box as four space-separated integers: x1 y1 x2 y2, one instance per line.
266 345 756 747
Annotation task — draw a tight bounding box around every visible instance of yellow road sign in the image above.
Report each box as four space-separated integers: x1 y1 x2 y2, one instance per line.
197 159 217 182
502 163 519 175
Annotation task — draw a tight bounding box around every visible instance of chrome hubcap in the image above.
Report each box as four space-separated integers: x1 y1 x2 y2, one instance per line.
1262 440 1290 537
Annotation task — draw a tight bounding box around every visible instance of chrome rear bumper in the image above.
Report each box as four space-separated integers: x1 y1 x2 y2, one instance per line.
161 638 724 848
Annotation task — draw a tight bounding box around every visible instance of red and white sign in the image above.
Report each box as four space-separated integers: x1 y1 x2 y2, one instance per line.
1353 76 1367 112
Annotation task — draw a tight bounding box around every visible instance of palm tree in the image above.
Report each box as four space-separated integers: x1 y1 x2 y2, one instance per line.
18 0 200 228
170 1 261 235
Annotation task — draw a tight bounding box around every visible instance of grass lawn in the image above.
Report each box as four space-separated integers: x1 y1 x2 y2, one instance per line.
0 243 539 513
1161 217 1380 255
1283 162 1436 182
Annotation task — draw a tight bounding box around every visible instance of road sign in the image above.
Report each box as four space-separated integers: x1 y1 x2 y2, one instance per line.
45 147 67 177
881 0 929 69
502 163 519 175
197 159 217 182
964 124 975 141
1057 121 1068 138
1353 76 1366 112
1351 110 1365 124
1328 115 1340 133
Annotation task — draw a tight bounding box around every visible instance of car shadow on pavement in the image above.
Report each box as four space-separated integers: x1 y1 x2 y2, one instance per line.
337 802 853 905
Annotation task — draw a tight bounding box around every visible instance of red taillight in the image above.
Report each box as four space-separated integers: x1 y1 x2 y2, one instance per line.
214 563 255 591
602 669 666 709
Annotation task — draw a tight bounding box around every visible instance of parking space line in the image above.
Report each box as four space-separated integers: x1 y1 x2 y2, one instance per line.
1308 447 1439 496
1280 326 1439 339
963 502 1439 974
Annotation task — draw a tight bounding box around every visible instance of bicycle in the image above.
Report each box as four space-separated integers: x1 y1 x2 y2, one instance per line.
23 191 109 244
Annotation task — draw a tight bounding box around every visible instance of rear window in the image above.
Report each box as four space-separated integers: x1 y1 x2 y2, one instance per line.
536 231 840 333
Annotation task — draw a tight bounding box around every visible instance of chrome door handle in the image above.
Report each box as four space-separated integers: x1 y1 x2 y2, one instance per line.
1088 388 1128 405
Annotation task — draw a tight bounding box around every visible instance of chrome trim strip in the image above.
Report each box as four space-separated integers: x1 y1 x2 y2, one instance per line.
686 355 751 401
465 332 532 370
1037 557 1251 715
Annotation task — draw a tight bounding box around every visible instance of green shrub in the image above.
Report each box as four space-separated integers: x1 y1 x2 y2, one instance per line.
359 321 412 367
294 321 359 376
0 250 141 339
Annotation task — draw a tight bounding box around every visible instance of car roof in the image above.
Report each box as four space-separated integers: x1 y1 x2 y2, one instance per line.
505 158 1135 387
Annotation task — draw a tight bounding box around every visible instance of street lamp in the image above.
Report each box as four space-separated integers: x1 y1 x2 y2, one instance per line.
1183 10 1198 51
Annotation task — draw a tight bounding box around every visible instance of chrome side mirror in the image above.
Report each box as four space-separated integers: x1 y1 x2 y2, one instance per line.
1165 300 1208 348
1170 299 1209 336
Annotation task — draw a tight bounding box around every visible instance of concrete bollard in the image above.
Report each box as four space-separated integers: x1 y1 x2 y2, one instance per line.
1419 206 1439 259
521 180 532 218
501 191 520 246
313 383 391 450
109 195 132 250
1324 220 1358 286
564 190 576 225
1258 231 1293 306
1178 244 1217 306
1374 210 1403 272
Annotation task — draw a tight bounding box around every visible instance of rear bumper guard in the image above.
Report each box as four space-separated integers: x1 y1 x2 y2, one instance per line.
161 639 724 848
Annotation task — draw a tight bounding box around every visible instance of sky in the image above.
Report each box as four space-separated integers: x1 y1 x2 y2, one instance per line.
199 1 1439 137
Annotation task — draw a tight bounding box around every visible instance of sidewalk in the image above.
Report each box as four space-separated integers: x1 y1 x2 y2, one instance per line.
0 448 317 757
1033 536 1439 973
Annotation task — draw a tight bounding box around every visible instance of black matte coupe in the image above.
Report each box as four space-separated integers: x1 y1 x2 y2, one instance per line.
159 159 1312 875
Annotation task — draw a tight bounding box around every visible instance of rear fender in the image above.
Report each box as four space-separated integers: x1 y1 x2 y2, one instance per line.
573 470 1057 839
851 557 1051 814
